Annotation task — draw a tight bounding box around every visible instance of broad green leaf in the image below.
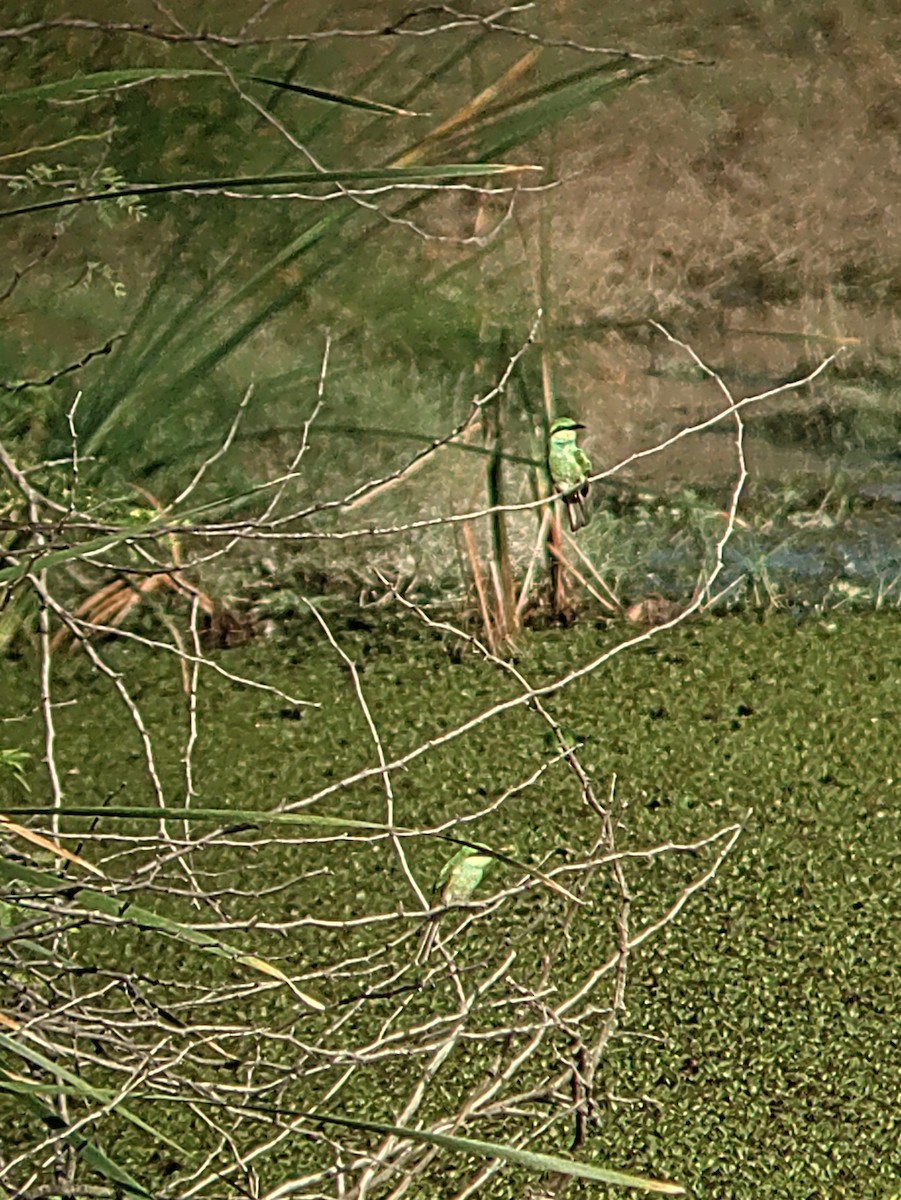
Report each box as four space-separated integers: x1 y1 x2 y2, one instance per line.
0 748 30 791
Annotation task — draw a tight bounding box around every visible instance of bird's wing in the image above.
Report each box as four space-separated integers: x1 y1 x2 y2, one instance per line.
434 847 474 895
433 853 456 894
574 448 592 475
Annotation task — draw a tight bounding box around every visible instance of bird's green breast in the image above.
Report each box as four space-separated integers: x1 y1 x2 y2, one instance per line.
549 441 590 487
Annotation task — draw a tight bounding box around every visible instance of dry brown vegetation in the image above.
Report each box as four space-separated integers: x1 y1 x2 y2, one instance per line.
316 1 901 488
536 2 901 319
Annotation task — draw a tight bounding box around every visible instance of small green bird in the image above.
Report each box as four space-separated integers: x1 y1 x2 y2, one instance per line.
548 415 592 531
417 846 494 961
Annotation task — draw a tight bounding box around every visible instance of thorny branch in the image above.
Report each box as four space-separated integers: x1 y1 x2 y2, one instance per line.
0 7 709 66
0 334 125 394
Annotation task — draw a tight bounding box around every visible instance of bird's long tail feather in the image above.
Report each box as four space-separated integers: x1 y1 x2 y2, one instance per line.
565 493 589 531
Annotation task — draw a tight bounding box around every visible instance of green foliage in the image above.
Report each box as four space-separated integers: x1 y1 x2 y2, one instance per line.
0 748 30 791
6 160 148 225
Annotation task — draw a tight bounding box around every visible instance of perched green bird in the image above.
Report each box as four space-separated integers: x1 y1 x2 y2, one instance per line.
547 415 592 531
417 845 494 961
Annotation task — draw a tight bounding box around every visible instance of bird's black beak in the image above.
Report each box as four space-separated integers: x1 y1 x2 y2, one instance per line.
572 422 586 430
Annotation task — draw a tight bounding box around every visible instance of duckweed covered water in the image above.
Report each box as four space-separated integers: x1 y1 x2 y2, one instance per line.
1 610 899 1198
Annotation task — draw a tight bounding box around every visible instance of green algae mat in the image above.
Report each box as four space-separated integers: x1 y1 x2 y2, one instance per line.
1 611 898 1198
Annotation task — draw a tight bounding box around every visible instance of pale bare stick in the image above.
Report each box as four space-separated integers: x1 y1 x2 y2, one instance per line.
546 540 616 612
515 505 551 616
561 528 622 611
305 599 429 914
182 342 837 547
168 383 255 511
257 334 330 524
53 612 317 707
556 818 747 1021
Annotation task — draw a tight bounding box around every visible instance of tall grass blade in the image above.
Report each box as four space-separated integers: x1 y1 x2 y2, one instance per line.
0 1062 155 1199
0 67 222 105
250 75 421 116
0 1037 185 1152
0 857 325 1007
4 805 391 829
469 63 666 160
0 526 159 586
1 66 421 115
296 1109 686 1193
1 163 538 220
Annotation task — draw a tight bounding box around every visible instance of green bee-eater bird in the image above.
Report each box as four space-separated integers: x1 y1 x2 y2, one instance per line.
417 845 494 961
548 415 592 531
